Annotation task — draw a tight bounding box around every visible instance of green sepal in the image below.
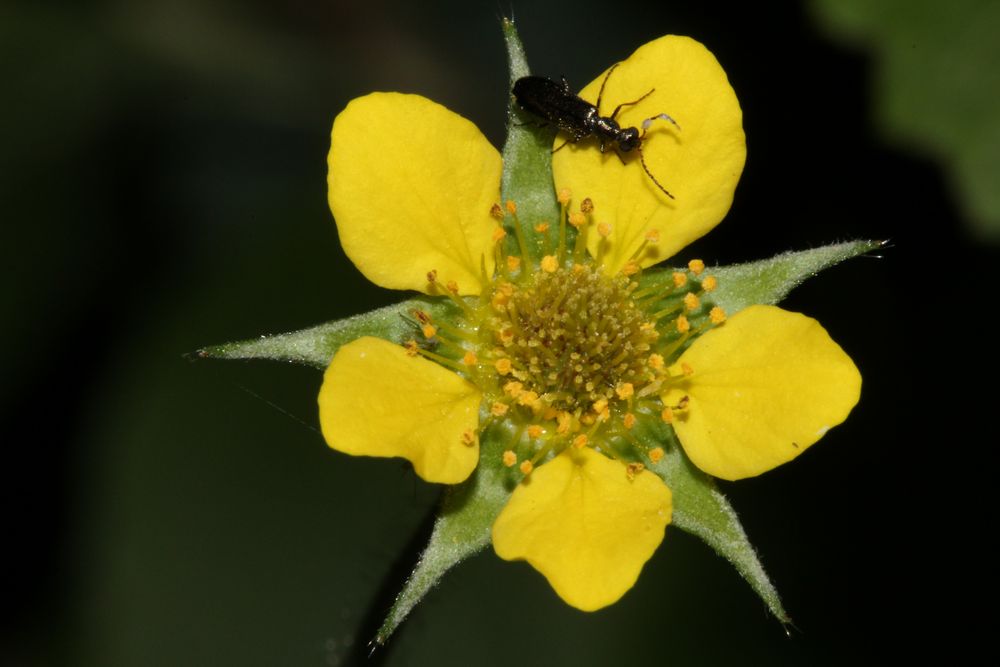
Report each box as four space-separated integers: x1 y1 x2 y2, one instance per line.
499 18 568 264
640 239 883 314
195 297 462 369
642 420 790 624
374 418 514 646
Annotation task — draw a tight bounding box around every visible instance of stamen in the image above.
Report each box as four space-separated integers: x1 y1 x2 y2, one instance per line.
495 358 513 376
623 412 637 429
519 460 534 475
683 292 700 311
527 424 543 439
701 275 718 292
540 255 559 273
572 434 589 449
672 272 687 288
661 407 674 423
709 306 727 324
648 447 665 463
461 429 477 446
507 255 522 273
626 462 645 481
688 259 705 275
491 402 510 417
502 450 517 467
505 200 534 268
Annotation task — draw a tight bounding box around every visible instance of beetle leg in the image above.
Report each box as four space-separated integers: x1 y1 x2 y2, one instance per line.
610 88 655 120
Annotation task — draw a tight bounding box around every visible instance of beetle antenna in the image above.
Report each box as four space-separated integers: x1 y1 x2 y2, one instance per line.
637 145 674 200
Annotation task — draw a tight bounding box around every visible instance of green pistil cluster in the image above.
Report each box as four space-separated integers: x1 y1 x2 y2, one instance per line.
489 264 658 413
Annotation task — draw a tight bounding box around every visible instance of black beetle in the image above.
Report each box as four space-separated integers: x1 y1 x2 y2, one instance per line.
513 63 679 199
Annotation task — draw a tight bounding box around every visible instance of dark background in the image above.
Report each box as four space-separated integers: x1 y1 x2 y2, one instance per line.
4 0 992 664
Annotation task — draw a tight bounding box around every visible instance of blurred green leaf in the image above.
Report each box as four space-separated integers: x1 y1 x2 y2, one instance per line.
811 0 1000 239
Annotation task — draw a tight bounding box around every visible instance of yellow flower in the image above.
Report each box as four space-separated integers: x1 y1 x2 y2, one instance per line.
319 36 860 611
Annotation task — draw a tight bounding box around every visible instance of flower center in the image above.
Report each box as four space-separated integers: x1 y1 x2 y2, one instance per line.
410 193 726 475
486 264 658 413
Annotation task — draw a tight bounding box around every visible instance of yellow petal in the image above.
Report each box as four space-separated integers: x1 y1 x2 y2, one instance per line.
551 36 746 274
662 306 861 481
318 337 482 484
328 93 501 295
492 447 672 611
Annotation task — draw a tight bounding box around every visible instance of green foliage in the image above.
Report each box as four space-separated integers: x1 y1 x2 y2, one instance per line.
812 0 1000 239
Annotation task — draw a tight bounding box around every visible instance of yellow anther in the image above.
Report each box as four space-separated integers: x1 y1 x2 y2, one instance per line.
592 398 609 414
701 275 718 292
626 462 645 480
541 255 559 273
623 412 637 430
640 321 656 332
498 282 515 296
519 460 534 475
581 414 595 426
492 226 507 243
572 263 587 274
681 362 694 377
573 434 589 449
597 222 612 237
557 188 572 205
503 380 524 396
543 406 558 421
534 222 550 233
499 328 515 344
622 261 640 276
527 424 543 439
490 203 505 220
461 429 477 446
580 198 594 213
676 315 691 333
426 269 438 283
491 291 510 309
683 292 700 311
568 211 586 228
462 351 477 366
644 229 660 243
517 390 540 407
446 280 460 295
688 259 705 275
495 358 513 376
556 411 572 434
672 271 687 288
660 407 674 424
710 306 727 324
648 353 664 370
648 447 665 463
491 401 510 417
502 450 517 467
615 382 635 400
421 324 437 339
404 340 419 357
505 200 518 215
506 255 522 272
